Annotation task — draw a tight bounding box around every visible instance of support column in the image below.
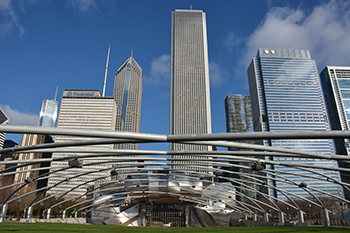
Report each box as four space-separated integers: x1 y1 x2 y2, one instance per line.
279 211 285 224
264 212 269 222
46 208 51 219
244 214 248 220
185 205 190 227
62 210 66 219
322 208 330 227
253 213 258 221
0 204 8 223
138 202 146 226
297 210 304 223
74 211 78 218
26 206 32 219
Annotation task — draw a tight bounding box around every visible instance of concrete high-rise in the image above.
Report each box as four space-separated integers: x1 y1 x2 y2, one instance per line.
170 9 212 171
48 89 117 197
113 55 142 150
14 134 53 189
0 107 9 149
248 48 343 198
320 66 350 199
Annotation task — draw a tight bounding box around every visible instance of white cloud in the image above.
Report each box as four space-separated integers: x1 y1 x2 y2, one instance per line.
0 105 39 126
65 0 98 14
0 0 24 38
224 31 242 52
146 54 171 85
209 62 227 88
242 0 350 70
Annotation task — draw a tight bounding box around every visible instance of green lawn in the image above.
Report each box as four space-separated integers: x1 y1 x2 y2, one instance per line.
0 223 349 233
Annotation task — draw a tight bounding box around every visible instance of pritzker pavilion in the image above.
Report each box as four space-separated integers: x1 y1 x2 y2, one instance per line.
0 125 349 227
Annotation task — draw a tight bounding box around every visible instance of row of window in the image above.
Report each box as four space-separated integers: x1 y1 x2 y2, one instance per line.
269 112 326 123
264 79 315 85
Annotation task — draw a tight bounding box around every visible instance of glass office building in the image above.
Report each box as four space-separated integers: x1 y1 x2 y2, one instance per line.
247 48 343 199
39 99 58 127
320 66 350 199
113 55 142 150
224 95 255 201
225 95 253 134
170 9 212 172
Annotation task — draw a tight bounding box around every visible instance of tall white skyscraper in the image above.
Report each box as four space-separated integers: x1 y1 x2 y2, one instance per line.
48 89 117 197
170 9 212 171
248 48 343 199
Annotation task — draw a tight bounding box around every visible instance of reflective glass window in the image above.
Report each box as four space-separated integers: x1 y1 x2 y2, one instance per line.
338 79 350 89
341 90 350 99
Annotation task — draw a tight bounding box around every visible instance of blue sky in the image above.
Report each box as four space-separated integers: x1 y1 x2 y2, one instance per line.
1 0 350 150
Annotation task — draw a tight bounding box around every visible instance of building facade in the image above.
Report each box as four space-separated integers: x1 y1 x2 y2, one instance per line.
0 107 9 149
47 89 117 197
224 95 254 201
225 95 253 134
39 99 58 127
320 66 350 199
14 98 57 190
14 134 53 190
170 9 212 171
113 55 142 150
0 140 18 187
247 48 343 198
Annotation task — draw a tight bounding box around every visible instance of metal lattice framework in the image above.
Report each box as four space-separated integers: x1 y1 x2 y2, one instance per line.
0 125 350 226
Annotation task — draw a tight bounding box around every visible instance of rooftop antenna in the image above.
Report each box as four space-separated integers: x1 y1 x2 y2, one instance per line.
54 86 58 102
102 45 111 97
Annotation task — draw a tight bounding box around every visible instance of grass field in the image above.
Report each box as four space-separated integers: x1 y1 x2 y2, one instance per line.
0 223 349 233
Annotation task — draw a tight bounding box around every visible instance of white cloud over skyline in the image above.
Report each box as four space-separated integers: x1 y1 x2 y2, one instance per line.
146 54 171 85
209 62 227 88
0 104 39 126
224 31 242 52
241 0 350 71
0 0 24 38
0 0 115 38
65 0 98 14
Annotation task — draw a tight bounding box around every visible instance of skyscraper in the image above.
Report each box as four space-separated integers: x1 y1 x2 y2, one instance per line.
0 140 18 188
170 9 212 171
48 89 117 197
247 48 342 198
39 99 58 127
0 107 9 149
14 134 53 188
15 97 57 189
113 55 142 150
224 95 254 201
320 66 350 199
225 95 253 134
